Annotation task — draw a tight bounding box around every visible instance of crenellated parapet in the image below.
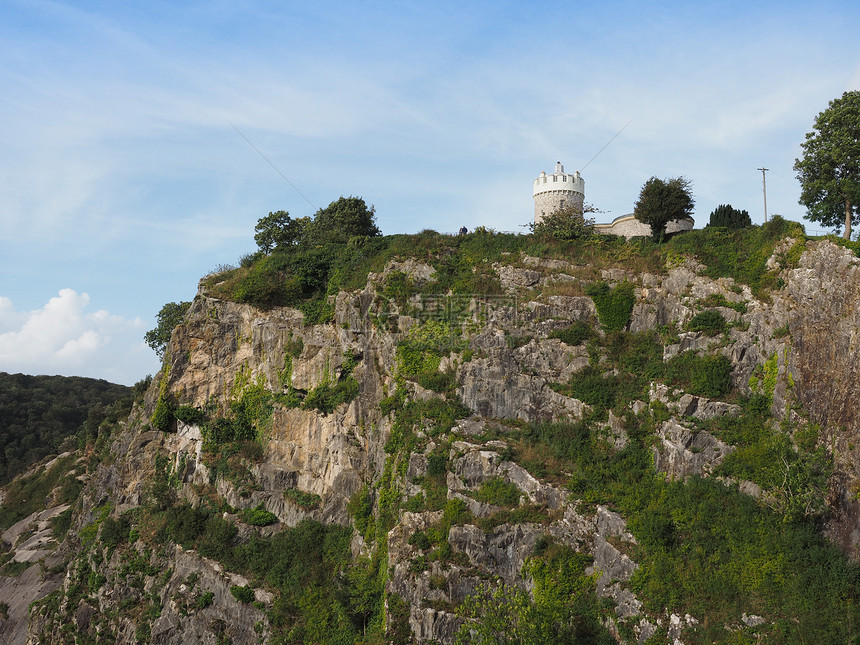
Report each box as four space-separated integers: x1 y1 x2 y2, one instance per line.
533 161 585 223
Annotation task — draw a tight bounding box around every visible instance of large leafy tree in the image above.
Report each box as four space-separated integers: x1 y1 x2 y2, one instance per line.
144 301 191 359
794 90 860 240
633 176 694 242
254 210 310 253
305 196 381 245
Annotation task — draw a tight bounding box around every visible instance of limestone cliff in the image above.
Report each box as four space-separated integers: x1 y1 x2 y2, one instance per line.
4 232 860 644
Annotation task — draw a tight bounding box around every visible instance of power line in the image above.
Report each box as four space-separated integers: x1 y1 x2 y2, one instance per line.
581 121 631 172
229 122 317 212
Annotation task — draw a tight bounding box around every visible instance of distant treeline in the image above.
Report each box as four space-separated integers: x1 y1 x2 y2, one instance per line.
0 372 134 485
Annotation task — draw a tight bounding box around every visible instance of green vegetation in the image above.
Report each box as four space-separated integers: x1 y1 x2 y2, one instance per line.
19 210 860 644
634 176 695 242
0 453 82 529
456 541 613 644
708 204 752 229
230 584 256 603
283 488 321 509
0 372 132 484
585 281 636 331
144 301 191 359
666 215 805 297
530 204 597 240
241 504 278 526
548 320 593 346
686 309 727 335
470 477 522 507
794 90 860 239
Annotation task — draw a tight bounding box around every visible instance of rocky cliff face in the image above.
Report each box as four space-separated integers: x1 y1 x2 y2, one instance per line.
4 235 860 644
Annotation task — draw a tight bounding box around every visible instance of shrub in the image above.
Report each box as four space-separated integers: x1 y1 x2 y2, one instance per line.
417 370 455 393
242 504 278 526
196 591 214 609
549 320 593 346
408 531 431 551
100 515 131 547
687 310 727 335
283 489 321 509
151 394 174 431
586 281 636 331
230 585 255 603
303 376 359 415
665 352 733 398
472 478 522 507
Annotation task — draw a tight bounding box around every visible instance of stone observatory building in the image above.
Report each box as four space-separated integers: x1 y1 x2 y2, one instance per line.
533 161 695 239
533 161 584 224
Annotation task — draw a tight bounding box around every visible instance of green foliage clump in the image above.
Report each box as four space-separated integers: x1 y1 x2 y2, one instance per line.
708 204 752 229
302 353 361 415
749 353 779 406
211 197 383 313
552 367 627 415
254 210 309 253
416 370 456 393
530 204 597 240
347 486 374 539
230 584 256 603
585 281 636 331
384 396 470 453
664 351 733 399
471 477 522 507
100 515 131 547
242 504 278 526
548 320 593 346
283 488 321 509
686 310 727 335
696 292 747 313
144 301 191 359
303 377 359 415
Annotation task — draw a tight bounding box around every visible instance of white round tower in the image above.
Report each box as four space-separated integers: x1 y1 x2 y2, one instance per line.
533 161 585 224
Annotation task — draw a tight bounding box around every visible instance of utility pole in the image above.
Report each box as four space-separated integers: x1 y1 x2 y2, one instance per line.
757 167 769 223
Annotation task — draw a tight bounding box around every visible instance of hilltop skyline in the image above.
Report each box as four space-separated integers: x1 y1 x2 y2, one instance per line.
1 0 858 385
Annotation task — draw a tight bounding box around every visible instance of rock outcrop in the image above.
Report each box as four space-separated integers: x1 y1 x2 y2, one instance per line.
5 237 860 644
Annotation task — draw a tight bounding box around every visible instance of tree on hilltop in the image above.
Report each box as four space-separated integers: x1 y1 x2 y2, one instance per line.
305 196 381 245
254 211 310 253
794 90 860 240
708 204 751 229
530 203 597 240
633 176 694 242
254 197 380 253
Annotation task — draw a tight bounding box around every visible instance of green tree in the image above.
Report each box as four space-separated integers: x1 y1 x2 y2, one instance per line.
305 196 381 245
254 210 310 253
708 203 751 229
633 176 695 242
794 90 860 240
144 301 191 359
530 204 597 240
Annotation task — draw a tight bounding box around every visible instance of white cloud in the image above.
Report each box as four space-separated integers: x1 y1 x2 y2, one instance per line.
0 289 156 385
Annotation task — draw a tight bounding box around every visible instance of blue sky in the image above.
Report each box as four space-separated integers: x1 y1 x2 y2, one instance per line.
1 0 858 385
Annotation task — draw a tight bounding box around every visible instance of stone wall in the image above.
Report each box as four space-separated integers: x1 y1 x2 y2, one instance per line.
594 214 694 239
